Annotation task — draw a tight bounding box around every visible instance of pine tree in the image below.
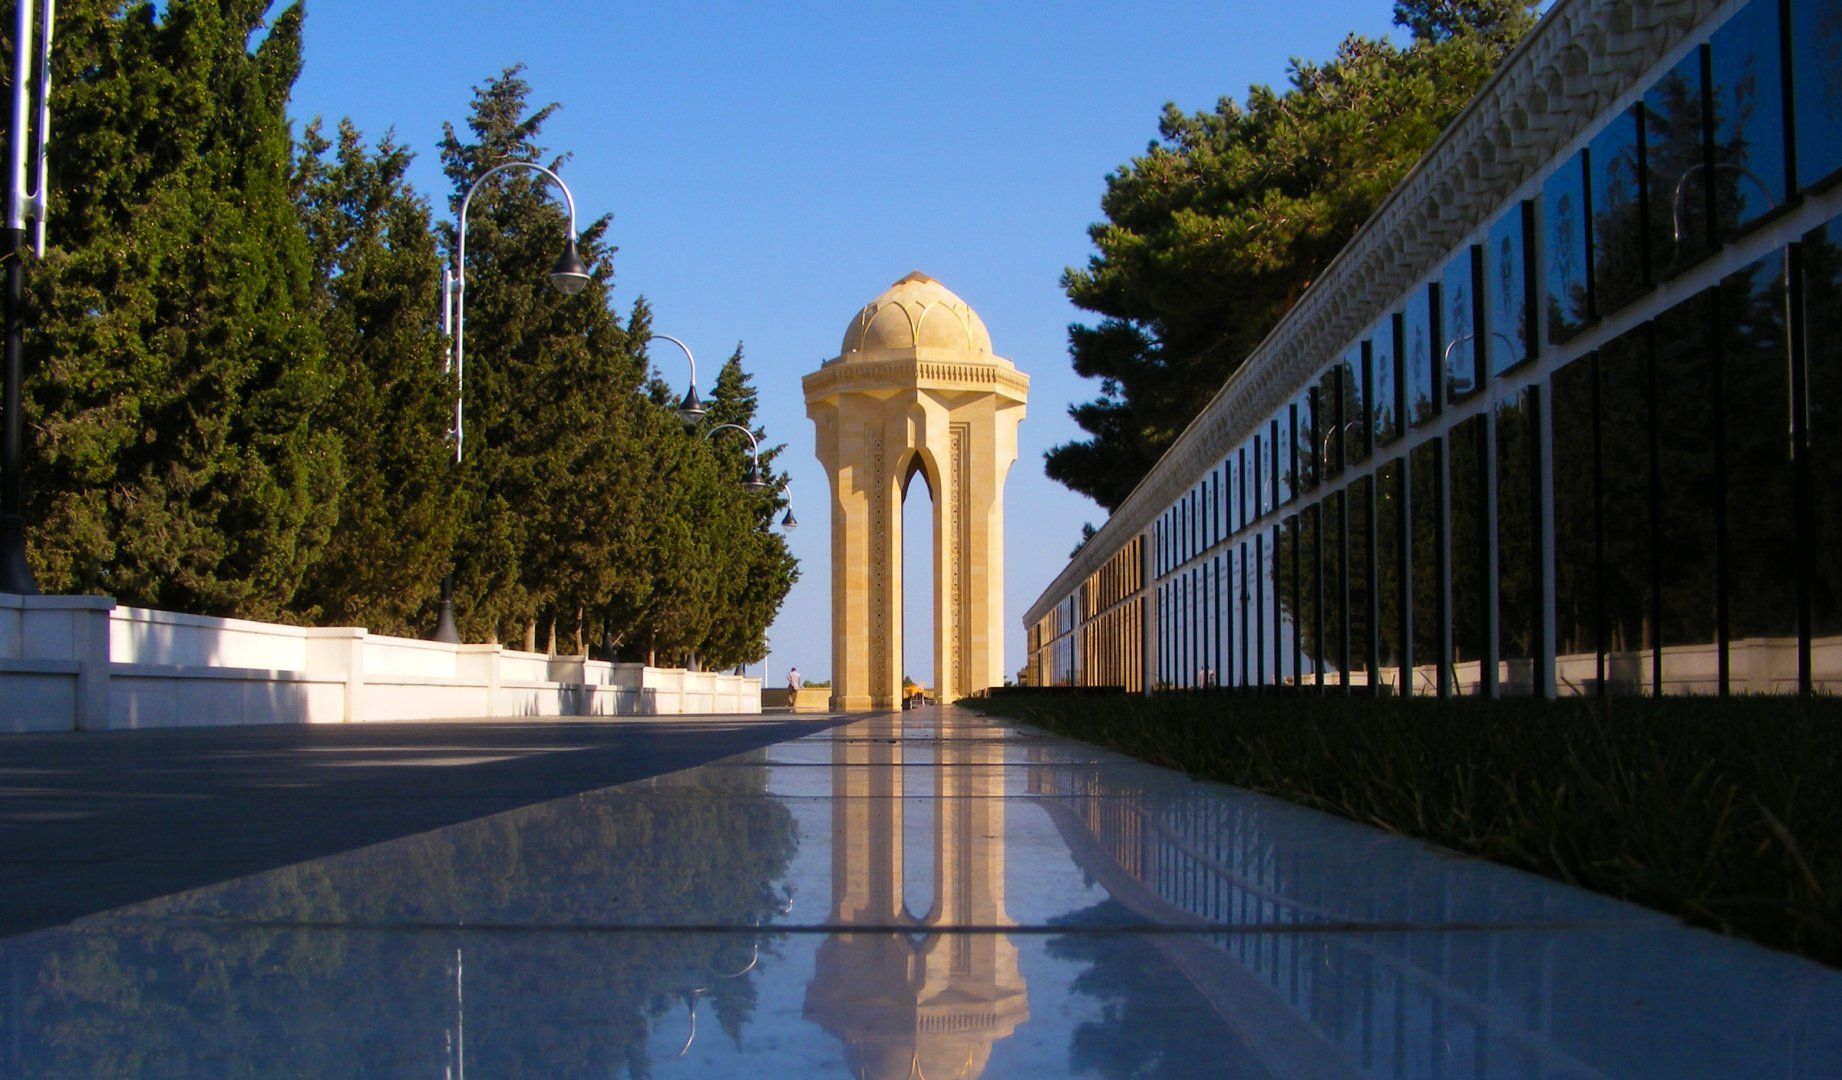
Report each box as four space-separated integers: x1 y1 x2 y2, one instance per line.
290 118 459 635
1049 0 1538 510
21 0 341 618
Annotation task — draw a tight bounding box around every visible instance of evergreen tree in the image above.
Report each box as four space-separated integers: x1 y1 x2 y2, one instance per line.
436 65 637 646
705 345 757 430
698 346 796 670
290 118 459 635
1048 0 1538 510
602 343 796 669
20 0 341 618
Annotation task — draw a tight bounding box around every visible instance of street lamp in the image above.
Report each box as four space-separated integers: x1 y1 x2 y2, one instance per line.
431 160 591 643
1 0 53 595
644 333 705 426
778 478 798 532
702 422 769 491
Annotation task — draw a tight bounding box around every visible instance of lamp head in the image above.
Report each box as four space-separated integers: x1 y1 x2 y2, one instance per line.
548 238 592 296
743 462 769 491
676 385 706 427
780 508 798 531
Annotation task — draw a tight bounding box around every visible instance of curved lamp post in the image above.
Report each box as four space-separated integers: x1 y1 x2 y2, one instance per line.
702 422 769 491
431 161 591 643
1441 331 1518 397
1 0 54 595
674 885 792 1057
777 478 798 532
645 334 706 426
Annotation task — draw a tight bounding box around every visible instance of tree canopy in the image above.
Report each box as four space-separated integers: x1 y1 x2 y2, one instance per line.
11 4 796 667
1048 0 1539 511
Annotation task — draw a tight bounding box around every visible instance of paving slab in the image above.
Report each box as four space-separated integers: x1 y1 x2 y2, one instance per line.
0 713 849 935
0 706 1837 1077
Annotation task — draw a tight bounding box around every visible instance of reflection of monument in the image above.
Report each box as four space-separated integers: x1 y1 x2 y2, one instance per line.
804 714 1029 1078
804 274 1029 711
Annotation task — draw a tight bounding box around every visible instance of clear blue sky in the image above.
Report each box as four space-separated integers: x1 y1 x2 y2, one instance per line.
287 0 1403 684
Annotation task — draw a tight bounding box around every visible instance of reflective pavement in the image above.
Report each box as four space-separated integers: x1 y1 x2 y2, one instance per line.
1 707 1838 1077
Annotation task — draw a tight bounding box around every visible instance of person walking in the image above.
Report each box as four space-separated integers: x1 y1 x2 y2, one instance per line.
787 666 802 708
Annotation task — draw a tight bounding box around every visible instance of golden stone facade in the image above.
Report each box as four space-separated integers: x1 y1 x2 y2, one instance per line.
805 274 1028 711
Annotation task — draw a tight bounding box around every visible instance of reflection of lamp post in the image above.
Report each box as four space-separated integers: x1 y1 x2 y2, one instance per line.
431 161 591 643
674 895 790 1057
1441 331 1519 395
645 333 706 426
1670 160 1777 251
702 422 769 491
1318 419 1363 475
2 0 53 595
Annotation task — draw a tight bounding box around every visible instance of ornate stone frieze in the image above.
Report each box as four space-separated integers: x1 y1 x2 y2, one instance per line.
802 356 1030 402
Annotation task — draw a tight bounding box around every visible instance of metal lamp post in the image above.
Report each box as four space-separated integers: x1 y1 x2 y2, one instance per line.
702 422 769 491
645 333 706 426
778 478 797 531
2 0 53 595
431 161 591 643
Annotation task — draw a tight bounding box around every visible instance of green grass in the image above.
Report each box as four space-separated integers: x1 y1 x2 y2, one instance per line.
965 691 1842 967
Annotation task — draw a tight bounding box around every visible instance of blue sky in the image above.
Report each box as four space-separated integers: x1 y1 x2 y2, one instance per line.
287 0 1403 683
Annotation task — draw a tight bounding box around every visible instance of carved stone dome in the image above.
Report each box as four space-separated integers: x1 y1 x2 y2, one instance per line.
838 271 993 357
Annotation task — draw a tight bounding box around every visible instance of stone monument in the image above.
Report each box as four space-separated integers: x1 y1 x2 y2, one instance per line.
803 273 1029 711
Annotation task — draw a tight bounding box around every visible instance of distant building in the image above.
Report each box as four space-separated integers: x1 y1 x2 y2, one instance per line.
1025 0 1842 697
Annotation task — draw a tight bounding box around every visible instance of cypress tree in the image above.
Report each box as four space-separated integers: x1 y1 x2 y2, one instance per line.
697 346 797 671
291 118 459 635
21 0 341 618
436 65 637 646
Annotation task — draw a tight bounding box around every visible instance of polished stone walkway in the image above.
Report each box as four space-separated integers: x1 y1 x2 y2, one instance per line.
1 707 1838 1077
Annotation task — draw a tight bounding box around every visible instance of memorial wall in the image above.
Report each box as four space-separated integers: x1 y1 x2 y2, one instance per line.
1026 0 1842 697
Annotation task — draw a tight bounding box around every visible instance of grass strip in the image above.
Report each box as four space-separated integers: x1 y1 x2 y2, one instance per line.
965 691 1842 967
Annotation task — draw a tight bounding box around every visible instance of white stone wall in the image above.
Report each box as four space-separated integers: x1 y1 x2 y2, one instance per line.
0 593 761 733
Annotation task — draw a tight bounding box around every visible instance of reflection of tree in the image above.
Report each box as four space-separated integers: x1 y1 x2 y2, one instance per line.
1793 0 1842 188
1710 1 1785 239
1373 330 1400 444
1045 900 1268 1080
1409 441 1441 692
1544 169 1591 342
1719 254 1796 643
1653 294 1718 656
1277 516 1298 680
1646 55 1710 278
1591 112 1646 314
1340 353 1367 464
1804 220 1842 641
1487 209 1534 374
1552 357 1597 664
1449 417 1489 685
1445 258 1478 397
1407 301 1438 425
1496 390 1541 683
1376 461 1405 680
1597 327 1651 687
4 759 798 1077
1294 389 1317 493
1347 477 1374 679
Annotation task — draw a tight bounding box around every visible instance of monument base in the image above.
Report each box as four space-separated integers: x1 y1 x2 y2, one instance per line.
830 693 901 713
